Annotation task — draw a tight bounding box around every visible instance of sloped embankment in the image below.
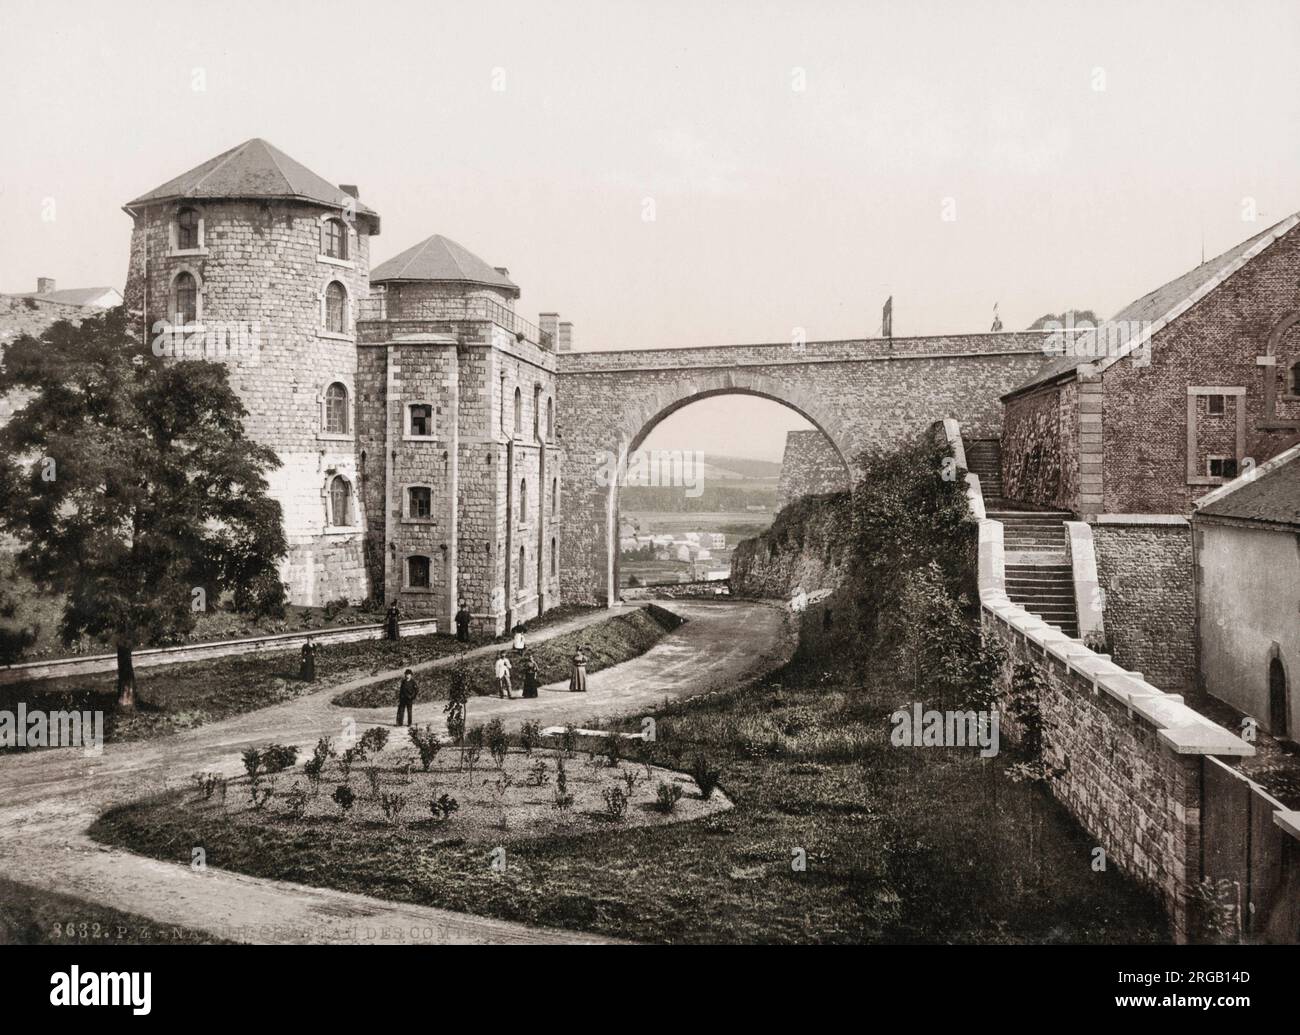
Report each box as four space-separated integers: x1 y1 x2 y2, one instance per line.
729 491 852 599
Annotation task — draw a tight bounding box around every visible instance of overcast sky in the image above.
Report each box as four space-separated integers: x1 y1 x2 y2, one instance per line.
2 0 1297 458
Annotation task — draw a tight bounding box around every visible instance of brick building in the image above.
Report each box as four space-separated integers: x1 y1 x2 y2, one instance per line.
122 139 563 632
1000 214 1300 517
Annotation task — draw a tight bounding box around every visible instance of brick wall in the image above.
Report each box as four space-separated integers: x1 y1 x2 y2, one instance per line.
1091 517 1197 692
775 430 849 508
1000 380 1079 510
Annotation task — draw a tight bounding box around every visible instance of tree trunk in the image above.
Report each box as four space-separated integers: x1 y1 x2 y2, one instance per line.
116 644 136 708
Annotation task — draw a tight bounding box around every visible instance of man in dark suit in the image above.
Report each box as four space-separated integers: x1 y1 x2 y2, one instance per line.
454 600 473 643
396 668 417 726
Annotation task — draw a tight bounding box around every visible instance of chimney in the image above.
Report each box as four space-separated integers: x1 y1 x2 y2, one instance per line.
36 277 55 295
539 312 559 350
339 185 360 199
557 321 574 353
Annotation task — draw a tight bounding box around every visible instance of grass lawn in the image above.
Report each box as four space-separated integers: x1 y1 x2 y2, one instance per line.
332 606 683 708
90 655 1171 944
0 877 226 945
0 604 598 749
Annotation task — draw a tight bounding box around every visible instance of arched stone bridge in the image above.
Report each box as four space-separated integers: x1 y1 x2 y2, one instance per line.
555 332 1055 604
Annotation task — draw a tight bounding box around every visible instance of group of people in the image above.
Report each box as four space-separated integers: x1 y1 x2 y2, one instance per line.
492 624 589 699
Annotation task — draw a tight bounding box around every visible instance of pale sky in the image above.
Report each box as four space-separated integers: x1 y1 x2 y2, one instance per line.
2 0 1297 459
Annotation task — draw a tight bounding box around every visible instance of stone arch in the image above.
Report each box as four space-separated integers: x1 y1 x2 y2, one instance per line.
1263 311 1300 426
598 374 853 603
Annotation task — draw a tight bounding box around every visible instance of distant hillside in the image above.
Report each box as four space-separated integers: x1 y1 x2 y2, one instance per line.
700 454 783 481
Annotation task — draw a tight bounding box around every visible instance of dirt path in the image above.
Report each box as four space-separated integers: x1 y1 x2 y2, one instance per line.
0 599 793 945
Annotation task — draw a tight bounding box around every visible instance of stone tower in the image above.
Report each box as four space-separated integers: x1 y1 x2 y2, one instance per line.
356 234 563 633
122 138 381 605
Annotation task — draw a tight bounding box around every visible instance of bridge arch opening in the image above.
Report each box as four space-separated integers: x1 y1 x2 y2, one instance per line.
609 389 851 598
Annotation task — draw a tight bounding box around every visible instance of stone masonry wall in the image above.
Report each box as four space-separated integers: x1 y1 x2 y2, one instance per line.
730 493 851 599
1092 518 1197 692
1000 379 1079 510
775 430 849 508
123 198 374 605
556 333 1055 604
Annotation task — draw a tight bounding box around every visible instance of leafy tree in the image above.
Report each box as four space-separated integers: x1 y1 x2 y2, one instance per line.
0 308 287 706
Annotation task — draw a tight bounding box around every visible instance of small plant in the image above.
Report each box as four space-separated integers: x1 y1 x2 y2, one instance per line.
555 753 568 796
560 724 578 758
691 755 722 800
654 780 684 813
241 748 261 781
463 743 482 779
552 786 574 813
379 791 408 826
486 717 508 769
527 757 549 787
249 775 275 810
364 765 382 799
260 743 299 774
602 784 628 821
445 661 470 744
332 784 356 818
338 746 364 781
603 733 623 768
622 768 639 796
408 724 442 771
284 782 309 820
214 775 228 809
359 727 389 756
519 720 542 757
430 793 459 822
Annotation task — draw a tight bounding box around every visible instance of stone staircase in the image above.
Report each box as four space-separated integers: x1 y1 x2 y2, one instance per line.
986 509 1079 638
962 438 1004 504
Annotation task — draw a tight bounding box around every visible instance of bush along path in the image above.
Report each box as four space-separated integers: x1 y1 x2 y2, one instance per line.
332 604 684 708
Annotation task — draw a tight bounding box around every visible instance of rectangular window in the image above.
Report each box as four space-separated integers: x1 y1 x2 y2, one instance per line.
407 555 431 589
409 404 433 437
1207 456 1238 479
408 486 432 519
1207 394 1225 415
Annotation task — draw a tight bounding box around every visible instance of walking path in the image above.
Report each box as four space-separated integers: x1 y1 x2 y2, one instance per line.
0 599 793 945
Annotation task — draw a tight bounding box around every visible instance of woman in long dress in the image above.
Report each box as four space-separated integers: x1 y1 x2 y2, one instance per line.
522 652 540 698
569 647 588 692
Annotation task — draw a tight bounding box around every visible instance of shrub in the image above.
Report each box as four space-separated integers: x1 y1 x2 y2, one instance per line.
331 784 356 817
284 783 309 820
241 748 261 780
233 570 287 620
260 744 299 774
486 717 508 769
519 720 542 757
560 724 578 758
445 662 471 744
602 733 622 768
338 746 364 781
430 793 459 822
654 780 684 813
249 776 274 810
358 727 389 756
463 743 482 779
602 785 628 821
408 725 442 771
622 769 639 796
691 755 722 800
322 596 350 621
526 758 549 787
379 791 408 826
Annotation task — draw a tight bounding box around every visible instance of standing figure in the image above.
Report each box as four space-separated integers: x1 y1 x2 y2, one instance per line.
299 636 318 682
385 601 402 641
494 652 514 699
454 599 472 643
569 646 588 692
521 652 540 699
512 622 527 655
395 667 417 726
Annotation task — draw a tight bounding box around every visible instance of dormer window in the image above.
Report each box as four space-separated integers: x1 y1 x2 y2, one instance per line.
322 218 348 260
176 207 201 250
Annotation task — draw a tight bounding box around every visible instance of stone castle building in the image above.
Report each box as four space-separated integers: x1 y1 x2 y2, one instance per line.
122 138 563 632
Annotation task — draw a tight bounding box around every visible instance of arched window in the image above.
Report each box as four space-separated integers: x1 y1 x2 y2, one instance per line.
407 555 431 589
325 282 347 334
322 218 348 260
546 397 554 440
324 382 349 434
518 545 527 587
172 272 198 325
552 477 558 516
176 207 200 250
328 475 351 526
519 478 527 523
551 537 557 576
513 386 523 436
1270 657 1289 738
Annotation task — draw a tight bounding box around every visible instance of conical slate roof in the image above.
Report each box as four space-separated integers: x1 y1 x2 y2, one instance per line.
370 234 519 297
124 138 379 231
